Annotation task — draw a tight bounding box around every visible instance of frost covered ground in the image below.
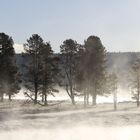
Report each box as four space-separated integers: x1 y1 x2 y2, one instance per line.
0 100 140 140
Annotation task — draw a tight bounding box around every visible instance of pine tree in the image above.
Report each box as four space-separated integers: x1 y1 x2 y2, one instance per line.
60 39 79 105
23 34 44 104
23 34 59 105
40 42 59 105
131 58 140 107
84 36 107 105
0 32 20 101
75 45 89 106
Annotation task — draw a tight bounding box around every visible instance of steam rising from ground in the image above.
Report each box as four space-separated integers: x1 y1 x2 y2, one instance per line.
0 126 140 140
0 86 138 140
14 87 132 103
0 102 140 140
6 46 140 140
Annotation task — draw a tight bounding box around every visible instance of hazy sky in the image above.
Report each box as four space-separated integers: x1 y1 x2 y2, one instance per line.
1 0 140 53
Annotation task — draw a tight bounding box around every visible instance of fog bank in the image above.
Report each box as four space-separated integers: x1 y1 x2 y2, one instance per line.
0 126 139 140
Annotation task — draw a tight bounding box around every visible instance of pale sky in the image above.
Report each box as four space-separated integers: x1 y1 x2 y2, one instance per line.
1 0 140 53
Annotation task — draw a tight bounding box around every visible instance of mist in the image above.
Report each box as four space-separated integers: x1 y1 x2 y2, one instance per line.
1 126 140 140
1 52 139 139
1 6 140 139
0 96 140 140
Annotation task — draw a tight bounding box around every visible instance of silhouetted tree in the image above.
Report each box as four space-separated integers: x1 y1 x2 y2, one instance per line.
131 58 140 107
84 36 107 105
0 32 20 101
24 34 43 104
40 42 59 105
60 39 79 105
75 45 89 106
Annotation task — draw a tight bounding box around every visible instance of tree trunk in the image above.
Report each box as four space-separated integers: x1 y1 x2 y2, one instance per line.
44 93 48 106
71 95 75 105
42 94 44 102
92 81 97 106
92 94 96 106
0 93 4 102
86 93 89 105
84 89 89 107
34 81 38 104
84 91 87 107
70 81 75 105
137 92 140 107
34 51 38 105
114 90 117 111
9 94 12 101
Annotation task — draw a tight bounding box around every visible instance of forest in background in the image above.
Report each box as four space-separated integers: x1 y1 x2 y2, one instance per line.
1 32 140 110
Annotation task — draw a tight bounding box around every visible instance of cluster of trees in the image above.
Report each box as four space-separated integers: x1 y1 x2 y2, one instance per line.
60 36 107 106
22 34 59 105
22 35 107 106
1 32 140 109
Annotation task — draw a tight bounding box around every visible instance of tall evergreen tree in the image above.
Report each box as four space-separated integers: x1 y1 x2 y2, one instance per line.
0 33 20 101
40 42 59 105
23 34 59 105
75 45 88 106
84 36 107 105
131 58 140 107
60 39 79 105
24 34 43 104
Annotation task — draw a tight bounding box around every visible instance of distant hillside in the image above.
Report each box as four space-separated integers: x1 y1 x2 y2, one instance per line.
16 52 140 89
106 52 140 89
106 52 140 71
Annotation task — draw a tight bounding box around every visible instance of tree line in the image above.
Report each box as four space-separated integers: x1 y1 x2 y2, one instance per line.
0 32 140 109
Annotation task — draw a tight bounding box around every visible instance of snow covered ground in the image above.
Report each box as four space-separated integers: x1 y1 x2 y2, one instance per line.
13 88 133 103
0 101 140 140
0 87 137 140
1 126 140 140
